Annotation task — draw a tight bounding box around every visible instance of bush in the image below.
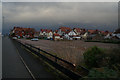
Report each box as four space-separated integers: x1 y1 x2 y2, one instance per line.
87 67 118 78
84 39 120 44
103 48 120 68
83 46 104 69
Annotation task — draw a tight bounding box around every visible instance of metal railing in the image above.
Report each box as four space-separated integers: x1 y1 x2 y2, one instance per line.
15 39 89 80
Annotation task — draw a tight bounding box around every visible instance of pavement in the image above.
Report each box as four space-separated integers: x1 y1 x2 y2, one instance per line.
2 36 56 80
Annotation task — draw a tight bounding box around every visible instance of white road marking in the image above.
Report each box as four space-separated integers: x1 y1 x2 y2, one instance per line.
15 44 36 80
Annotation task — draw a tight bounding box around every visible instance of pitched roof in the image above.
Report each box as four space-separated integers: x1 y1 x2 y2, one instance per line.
100 30 112 36
55 30 58 33
46 30 52 33
88 29 99 34
74 28 82 32
40 29 52 33
13 27 35 33
100 31 105 34
59 27 72 32
54 33 60 36
80 30 86 35
65 30 72 34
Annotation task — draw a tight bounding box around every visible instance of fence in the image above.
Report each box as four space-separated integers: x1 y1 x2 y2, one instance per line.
15 39 89 80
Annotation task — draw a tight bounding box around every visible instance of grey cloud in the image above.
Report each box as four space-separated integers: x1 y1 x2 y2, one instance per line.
3 3 118 23
2 0 119 2
2 2 118 33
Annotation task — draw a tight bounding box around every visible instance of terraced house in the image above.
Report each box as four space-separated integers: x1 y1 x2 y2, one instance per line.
57 27 72 36
39 29 53 39
10 27 35 38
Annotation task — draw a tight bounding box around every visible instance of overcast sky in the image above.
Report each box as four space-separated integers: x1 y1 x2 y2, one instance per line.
2 0 120 2
2 2 118 34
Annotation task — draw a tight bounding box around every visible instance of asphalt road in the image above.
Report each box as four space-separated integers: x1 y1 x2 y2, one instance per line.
2 36 32 79
2 36 56 80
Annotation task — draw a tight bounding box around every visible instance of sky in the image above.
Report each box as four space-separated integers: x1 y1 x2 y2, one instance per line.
2 2 118 34
2 0 120 2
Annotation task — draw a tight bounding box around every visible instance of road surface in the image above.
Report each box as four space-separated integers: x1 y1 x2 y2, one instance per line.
2 36 56 80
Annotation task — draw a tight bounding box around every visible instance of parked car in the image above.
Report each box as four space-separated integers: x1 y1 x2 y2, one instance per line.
31 38 39 41
12 37 17 40
47 37 52 40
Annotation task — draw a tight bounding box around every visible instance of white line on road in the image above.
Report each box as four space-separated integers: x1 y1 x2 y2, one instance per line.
15 46 36 80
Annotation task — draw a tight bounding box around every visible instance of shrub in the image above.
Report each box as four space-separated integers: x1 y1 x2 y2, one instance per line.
103 48 120 68
87 67 118 78
83 46 104 69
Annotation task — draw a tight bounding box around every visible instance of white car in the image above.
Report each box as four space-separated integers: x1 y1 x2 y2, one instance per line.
31 38 39 41
12 37 17 40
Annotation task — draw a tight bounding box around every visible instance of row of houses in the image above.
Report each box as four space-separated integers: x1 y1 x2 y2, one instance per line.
10 27 36 38
10 26 120 41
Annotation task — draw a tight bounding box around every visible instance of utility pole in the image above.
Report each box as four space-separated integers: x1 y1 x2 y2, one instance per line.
3 16 4 27
2 16 4 35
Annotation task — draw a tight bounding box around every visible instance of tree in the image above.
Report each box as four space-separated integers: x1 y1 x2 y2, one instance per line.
11 33 15 37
